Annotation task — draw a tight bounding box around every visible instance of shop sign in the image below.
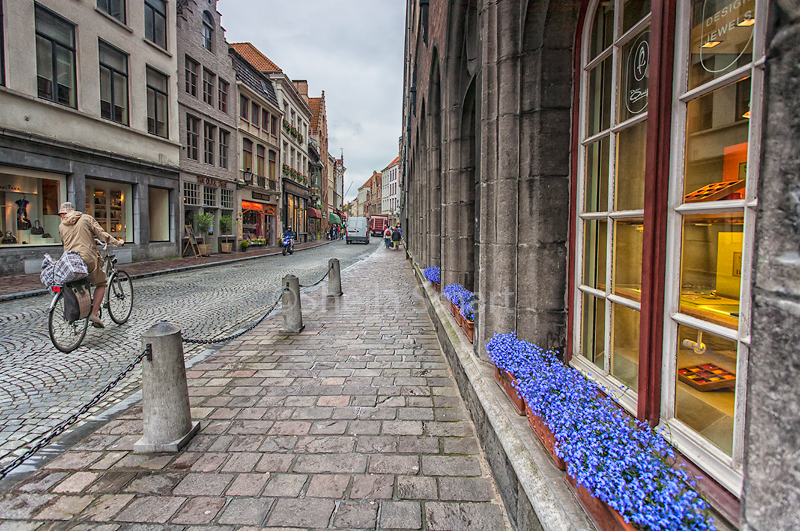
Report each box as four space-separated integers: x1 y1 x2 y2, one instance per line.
197 177 228 189
624 31 650 115
265 205 276 216
252 192 270 201
0 174 39 194
696 0 754 72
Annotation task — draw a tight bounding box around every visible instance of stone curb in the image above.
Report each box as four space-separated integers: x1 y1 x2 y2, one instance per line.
411 263 595 531
0 240 333 303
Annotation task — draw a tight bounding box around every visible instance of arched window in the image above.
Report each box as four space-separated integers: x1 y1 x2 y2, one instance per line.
573 0 766 494
202 11 214 52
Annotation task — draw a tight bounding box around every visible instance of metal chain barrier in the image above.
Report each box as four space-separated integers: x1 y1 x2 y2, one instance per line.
183 289 287 345
299 265 333 288
0 344 153 480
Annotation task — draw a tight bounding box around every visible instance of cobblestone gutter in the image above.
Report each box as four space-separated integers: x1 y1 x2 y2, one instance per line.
412 263 595 531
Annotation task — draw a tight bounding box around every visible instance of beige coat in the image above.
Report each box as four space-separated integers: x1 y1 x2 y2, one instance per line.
59 212 120 266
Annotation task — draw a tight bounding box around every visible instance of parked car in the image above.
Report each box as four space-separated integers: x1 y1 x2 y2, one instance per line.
346 217 370 244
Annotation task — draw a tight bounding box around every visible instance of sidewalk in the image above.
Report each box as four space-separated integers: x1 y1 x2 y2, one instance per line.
0 239 333 301
0 246 511 530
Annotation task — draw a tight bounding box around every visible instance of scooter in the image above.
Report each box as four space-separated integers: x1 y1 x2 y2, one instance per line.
282 235 294 255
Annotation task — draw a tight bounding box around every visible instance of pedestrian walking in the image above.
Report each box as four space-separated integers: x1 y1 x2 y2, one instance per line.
384 226 393 249
391 226 402 250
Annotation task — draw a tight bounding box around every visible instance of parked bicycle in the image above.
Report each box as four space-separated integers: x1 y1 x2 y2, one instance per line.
48 241 133 353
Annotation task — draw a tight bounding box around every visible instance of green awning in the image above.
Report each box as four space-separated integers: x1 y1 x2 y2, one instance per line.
328 213 342 224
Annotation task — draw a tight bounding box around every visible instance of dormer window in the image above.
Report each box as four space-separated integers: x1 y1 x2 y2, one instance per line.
202 11 213 52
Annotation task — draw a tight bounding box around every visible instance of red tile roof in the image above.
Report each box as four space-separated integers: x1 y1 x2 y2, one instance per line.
386 156 400 168
309 97 322 133
229 42 281 72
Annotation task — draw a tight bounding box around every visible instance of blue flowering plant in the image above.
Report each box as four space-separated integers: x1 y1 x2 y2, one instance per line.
459 291 476 322
443 283 466 305
422 266 441 284
485 332 715 531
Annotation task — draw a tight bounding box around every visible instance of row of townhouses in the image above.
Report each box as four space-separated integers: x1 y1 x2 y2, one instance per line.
347 155 401 225
0 0 346 276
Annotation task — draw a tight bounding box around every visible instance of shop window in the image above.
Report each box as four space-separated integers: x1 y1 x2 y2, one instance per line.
144 0 167 50
98 0 125 24
240 95 249 120
99 40 129 125
252 103 260 127
148 187 169 242
35 6 76 108
0 172 65 246
218 79 228 113
201 11 214 52
203 69 214 106
203 122 216 165
86 180 132 241
185 57 198 97
219 129 229 168
183 181 198 206
203 186 216 207
221 188 234 210
146 67 168 138
186 115 200 160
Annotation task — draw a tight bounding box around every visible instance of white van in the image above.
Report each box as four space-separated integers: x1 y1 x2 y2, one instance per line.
346 217 370 244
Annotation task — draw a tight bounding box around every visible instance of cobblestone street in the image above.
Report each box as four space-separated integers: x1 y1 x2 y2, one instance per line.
0 240 379 466
0 242 511 530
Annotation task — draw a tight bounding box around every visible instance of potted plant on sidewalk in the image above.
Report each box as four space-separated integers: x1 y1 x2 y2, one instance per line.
219 214 233 254
196 213 214 256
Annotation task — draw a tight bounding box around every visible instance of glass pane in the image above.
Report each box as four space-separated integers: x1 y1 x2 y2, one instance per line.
618 27 649 123
688 0 755 90
615 120 647 210
679 213 744 329
55 45 75 107
147 89 156 134
584 137 610 212
587 57 612 136
590 0 615 59
684 78 750 202
611 303 640 391
36 36 54 100
622 0 651 34
99 43 127 72
583 220 607 290
155 13 167 48
582 293 606 369
100 67 112 119
146 69 167 92
145 7 154 42
35 7 74 47
612 219 643 297
113 72 128 123
157 93 167 137
675 324 737 455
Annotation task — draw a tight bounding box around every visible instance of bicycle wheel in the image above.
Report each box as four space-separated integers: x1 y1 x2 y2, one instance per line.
107 271 133 325
48 292 88 353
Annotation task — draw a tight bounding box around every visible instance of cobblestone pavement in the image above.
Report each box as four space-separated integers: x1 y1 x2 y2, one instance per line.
0 240 379 467
0 243 512 530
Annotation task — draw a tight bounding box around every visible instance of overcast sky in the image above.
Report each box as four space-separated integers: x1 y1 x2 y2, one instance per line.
219 0 406 202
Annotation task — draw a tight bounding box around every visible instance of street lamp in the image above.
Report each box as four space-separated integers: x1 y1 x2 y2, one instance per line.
236 171 254 190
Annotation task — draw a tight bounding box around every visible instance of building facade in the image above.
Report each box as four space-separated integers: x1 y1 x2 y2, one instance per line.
382 156 400 224
369 171 382 217
176 0 238 254
229 46 282 247
0 0 181 275
357 179 369 218
306 92 329 232
402 0 800 529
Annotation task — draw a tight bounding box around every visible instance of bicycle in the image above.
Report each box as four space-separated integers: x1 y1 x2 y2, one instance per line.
48 242 134 353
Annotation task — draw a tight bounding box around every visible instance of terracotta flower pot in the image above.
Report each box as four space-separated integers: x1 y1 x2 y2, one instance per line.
433 282 441 292
565 475 637 531
493 367 526 416
526 408 566 470
450 301 457 316
461 319 474 343
454 309 464 326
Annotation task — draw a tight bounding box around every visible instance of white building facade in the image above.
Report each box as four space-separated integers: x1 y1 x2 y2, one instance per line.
381 156 400 224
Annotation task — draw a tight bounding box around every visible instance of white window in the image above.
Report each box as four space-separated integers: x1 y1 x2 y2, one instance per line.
203 186 217 207
221 188 234 209
183 181 198 206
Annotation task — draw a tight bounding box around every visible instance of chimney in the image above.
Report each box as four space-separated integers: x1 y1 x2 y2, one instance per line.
293 80 309 97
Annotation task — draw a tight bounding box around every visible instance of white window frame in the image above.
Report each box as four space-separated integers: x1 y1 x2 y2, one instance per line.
183 181 199 206
658 0 768 497
570 0 652 416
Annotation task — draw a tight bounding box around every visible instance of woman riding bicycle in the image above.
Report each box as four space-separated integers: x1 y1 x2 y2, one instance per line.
58 202 124 329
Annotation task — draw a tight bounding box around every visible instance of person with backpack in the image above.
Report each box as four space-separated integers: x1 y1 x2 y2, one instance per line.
391 226 402 250
383 226 393 249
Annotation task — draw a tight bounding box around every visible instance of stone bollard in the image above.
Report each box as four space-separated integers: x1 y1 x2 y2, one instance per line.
327 258 343 297
134 322 200 453
282 274 304 333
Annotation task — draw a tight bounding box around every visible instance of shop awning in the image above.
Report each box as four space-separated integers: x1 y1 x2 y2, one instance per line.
308 207 322 219
241 200 263 212
328 213 342 224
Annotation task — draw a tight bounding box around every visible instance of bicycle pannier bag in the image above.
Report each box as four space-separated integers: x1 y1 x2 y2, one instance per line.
63 281 92 322
31 220 44 235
